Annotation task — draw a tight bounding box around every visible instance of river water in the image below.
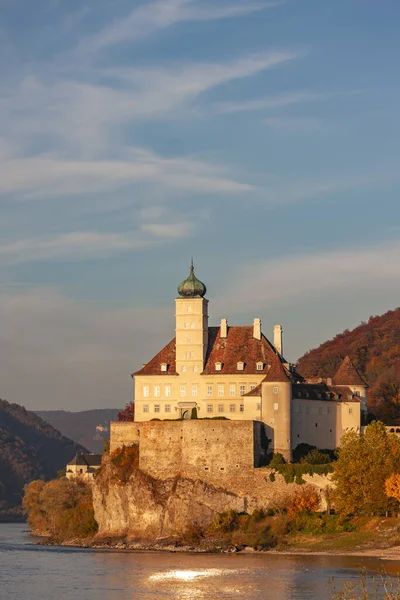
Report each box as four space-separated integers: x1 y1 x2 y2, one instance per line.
1 524 400 600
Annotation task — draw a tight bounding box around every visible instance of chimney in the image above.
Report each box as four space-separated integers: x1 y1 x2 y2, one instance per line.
274 324 283 355
220 318 228 338
253 318 261 340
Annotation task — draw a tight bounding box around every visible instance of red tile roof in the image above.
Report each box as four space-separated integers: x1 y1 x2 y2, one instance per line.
202 326 278 375
263 353 291 383
133 338 177 376
133 325 293 377
333 356 368 387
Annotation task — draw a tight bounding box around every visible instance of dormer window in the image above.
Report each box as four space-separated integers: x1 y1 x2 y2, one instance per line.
161 363 168 372
215 362 222 371
237 361 244 371
256 362 264 371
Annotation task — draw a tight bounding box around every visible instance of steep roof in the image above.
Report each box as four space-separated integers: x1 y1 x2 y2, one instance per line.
333 355 368 387
263 353 291 383
202 326 278 375
133 338 177 376
67 453 102 467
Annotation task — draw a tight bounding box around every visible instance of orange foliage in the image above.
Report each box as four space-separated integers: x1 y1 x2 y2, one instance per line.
287 486 320 516
385 473 400 502
111 445 139 484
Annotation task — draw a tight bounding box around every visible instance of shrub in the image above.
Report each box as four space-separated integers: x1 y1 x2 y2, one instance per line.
111 445 139 484
212 509 240 533
269 453 286 468
300 449 332 465
287 486 320 516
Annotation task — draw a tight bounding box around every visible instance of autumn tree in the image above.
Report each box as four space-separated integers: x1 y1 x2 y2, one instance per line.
287 486 320 516
331 421 400 516
117 401 135 422
385 473 400 503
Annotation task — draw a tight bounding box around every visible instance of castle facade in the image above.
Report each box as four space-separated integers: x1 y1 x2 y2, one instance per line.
129 263 368 460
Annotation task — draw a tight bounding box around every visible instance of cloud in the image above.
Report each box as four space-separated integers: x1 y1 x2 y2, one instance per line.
140 221 193 238
217 240 400 311
210 89 320 115
77 0 277 54
263 116 327 133
0 232 153 264
0 148 252 200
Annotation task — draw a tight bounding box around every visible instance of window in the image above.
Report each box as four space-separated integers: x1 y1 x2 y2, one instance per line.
192 385 198 397
154 405 160 413
154 385 160 398
218 404 224 413
240 404 244 412
186 337 191 343
165 385 171 397
207 385 213 397
185 351 192 359
143 385 149 398
229 384 236 397
215 362 222 371
229 404 236 412
184 322 189 329
180 385 186 398
182 366 187 373
273 386 278 394
256 362 264 371
143 404 149 413
190 322 195 329
240 385 246 396
273 402 278 410
218 385 224 397
355 391 360 397
187 306 192 313
237 361 244 371
165 404 171 413
250 384 256 391
161 363 167 372
193 365 198 373
256 403 261 411
349 407 353 414
315 422 318 427
207 404 213 413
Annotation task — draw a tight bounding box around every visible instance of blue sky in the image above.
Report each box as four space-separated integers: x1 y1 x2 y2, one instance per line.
1 0 400 410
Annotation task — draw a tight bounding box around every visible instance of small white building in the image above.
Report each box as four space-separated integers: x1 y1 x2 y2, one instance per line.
66 453 102 482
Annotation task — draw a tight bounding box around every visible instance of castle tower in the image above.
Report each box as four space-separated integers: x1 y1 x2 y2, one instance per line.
261 354 292 462
175 261 209 376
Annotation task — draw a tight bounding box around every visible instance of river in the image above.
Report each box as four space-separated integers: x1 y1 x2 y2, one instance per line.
1 524 400 600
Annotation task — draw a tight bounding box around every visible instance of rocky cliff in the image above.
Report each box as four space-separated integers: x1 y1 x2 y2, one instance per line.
92 454 330 541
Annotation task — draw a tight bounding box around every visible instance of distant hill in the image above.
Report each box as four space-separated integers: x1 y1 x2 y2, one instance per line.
0 399 87 518
297 307 400 422
35 409 121 453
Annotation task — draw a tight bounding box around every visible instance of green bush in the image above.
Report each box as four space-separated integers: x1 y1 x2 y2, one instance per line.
269 453 286 468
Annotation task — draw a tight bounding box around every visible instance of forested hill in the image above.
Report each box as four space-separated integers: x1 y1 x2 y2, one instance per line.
297 307 400 421
0 399 87 518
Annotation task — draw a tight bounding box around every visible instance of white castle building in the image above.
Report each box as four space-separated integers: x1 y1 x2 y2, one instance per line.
132 263 368 460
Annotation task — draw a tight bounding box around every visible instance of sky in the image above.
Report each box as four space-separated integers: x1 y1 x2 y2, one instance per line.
1 0 400 411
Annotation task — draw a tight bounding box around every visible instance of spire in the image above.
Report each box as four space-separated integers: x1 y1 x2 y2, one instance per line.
333 356 368 386
264 353 291 383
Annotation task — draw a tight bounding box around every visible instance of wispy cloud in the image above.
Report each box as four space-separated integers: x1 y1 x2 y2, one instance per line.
210 89 319 115
218 240 400 311
77 0 278 54
0 147 252 200
140 221 193 238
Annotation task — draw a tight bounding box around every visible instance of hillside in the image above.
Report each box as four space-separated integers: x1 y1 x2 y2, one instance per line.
35 409 120 453
297 307 400 421
0 399 87 519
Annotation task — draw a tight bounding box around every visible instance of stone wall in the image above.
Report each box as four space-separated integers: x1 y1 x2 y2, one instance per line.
110 422 140 452
110 419 268 479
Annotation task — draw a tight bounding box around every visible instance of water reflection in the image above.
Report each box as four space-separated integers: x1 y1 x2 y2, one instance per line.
2 525 400 600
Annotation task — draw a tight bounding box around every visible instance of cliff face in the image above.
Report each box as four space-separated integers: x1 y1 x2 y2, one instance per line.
92 455 330 540
92 457 245 539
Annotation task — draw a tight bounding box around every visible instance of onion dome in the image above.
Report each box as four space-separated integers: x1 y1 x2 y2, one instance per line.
177 261 207 298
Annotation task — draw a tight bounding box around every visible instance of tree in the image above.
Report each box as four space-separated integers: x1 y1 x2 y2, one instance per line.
331 421 400 516
117 401 135 422
385 473 400 503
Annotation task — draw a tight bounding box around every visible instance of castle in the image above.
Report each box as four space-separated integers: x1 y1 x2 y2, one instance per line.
112 263 368 463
